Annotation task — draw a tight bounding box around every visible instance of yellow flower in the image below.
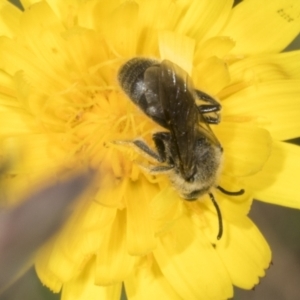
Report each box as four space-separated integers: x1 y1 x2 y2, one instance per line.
0 0 299 299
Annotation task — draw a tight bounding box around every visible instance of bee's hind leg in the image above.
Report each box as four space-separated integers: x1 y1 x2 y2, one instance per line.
140 164 174 174
195 90 221 124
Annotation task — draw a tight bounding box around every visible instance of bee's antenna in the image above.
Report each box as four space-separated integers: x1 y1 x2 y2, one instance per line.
208 193 223 240
217 186 245 196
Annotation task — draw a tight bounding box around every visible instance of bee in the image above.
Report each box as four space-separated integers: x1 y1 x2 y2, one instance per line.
118 58 244 239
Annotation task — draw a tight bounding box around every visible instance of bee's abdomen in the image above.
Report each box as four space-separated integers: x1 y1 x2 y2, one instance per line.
118 58 156 103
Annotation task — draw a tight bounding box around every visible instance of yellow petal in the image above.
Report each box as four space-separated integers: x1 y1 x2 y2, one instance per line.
6 2 104 94
125 178 157 255
216 216 271 289
243 141 300 209
159 31 195 75
35 204 116 289
1 134 64 175
39 0 78 23
174 0 233 42
20 1 65 55
0 36 42 79
220 0 300 54
0 69 17 101
95 209 138 285
193 56 230 95
125 259 182 300
21 0 76 23
189 193 249 243
137 0 174 27
150 186 183 234
67 204 117 262
212 184 253 219
77 1 98 29
62 257 121 300
0 37 68 93
215 122 272 177
153 214 233 300
223 80 300 140
35 250 63 293
0 1 22 38
103 1 139 58
20 0 39 9
0 109 32 136
194 36 235 62
229 51 300 84
194 207 271 289
18 2 73 85
94 175 127 208
35 237 77 287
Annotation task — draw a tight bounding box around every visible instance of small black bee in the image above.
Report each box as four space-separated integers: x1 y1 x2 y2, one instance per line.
118 58 244 239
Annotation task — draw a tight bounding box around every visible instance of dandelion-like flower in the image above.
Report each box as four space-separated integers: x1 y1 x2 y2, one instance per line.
0 0 300 299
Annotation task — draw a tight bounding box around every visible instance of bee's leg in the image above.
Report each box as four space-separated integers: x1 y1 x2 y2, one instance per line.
199 113 221 124
152 132 173 164
134 133 175 174
195 90 221 124
195 90 222 110
140 164 174 174
115 138 174 174
130 139 163 162
131 139 174 173
112 139 162 162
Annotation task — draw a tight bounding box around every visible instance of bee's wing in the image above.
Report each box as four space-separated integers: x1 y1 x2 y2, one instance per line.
143 66 169 128
118 58 169 129
158 60 220 179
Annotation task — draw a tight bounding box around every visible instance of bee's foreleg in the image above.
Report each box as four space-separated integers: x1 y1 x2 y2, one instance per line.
139 164 174 174
113 132 173 170
112 139 161 162
131 139 163 162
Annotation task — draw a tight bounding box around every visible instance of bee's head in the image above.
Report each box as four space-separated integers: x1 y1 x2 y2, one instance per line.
170 142 223 201
169 170 212 201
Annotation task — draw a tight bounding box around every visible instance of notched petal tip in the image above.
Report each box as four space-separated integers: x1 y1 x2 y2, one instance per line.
251 264 271 291
214 216 272 290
